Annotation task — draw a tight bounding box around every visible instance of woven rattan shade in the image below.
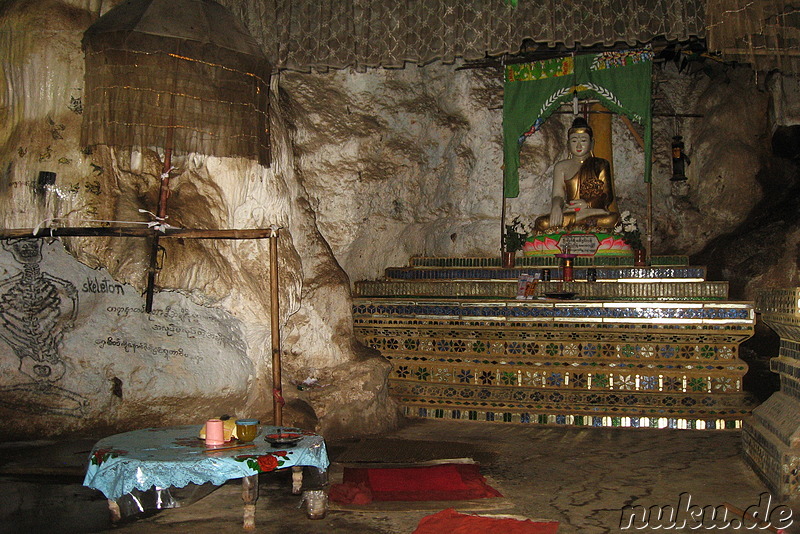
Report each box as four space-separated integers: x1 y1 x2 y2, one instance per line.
218 0 706 72
81 0 271 165
706 0 800 74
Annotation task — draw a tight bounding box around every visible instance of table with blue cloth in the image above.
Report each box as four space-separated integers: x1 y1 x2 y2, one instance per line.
83 425 329 529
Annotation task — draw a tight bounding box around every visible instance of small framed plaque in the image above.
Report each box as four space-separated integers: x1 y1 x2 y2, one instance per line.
558 234 600 255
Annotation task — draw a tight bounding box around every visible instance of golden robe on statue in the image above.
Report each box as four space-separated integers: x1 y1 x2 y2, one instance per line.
534 156 619 232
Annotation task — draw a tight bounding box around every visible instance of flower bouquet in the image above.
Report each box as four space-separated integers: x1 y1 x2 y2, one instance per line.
614 211 643 251
503 216 528 253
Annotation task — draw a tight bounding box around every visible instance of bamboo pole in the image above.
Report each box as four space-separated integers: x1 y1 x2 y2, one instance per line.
0 227 278 239
269 229 283 426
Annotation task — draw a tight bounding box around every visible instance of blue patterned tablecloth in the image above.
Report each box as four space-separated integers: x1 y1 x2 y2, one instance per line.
83 425 329 501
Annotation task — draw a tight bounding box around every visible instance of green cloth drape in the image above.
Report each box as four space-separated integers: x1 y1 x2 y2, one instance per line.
503 48 653 198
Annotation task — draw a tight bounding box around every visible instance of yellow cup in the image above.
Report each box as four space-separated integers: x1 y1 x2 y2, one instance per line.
236 419 259 442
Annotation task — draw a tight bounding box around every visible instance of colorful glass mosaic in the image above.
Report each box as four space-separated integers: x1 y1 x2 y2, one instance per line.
354 280 730 300
384 266 706 281
408 256 689 268
404 405 741 430
354 257 755 430
744 288 800 497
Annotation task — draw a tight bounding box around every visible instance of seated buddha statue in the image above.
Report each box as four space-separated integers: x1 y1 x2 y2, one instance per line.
534 117 620 232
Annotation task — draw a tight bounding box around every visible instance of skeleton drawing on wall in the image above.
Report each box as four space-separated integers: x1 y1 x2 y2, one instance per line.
0 238 86 417
0 238 78 381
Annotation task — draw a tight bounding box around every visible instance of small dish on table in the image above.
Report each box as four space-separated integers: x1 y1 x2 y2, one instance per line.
264 431 303 447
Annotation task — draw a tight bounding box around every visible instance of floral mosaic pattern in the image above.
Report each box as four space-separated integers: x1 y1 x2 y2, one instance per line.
392 382 753 416
355 296 753 428
389 360 742 395
359 332 741 363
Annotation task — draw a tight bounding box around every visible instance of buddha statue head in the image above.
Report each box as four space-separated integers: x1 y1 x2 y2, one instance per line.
567 117 593 160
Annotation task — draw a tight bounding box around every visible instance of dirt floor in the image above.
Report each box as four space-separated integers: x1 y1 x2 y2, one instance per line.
1 418 798 534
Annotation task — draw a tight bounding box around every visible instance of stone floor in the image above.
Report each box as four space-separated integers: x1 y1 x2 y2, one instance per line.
2 418 799 534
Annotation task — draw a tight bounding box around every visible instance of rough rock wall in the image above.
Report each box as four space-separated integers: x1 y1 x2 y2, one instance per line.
0 0 397 440
284 61 773 280
694 72 800 299
281 65 505 283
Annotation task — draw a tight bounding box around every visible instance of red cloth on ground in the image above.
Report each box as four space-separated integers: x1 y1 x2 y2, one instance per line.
412 508 560 534
328 481 373 505
329 464 501 504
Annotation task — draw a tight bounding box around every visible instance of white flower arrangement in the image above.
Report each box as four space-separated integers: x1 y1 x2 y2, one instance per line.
614 211 643 250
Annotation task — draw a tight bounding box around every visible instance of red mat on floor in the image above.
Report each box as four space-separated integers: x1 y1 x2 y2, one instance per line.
413 508 559 534
329 464 502 504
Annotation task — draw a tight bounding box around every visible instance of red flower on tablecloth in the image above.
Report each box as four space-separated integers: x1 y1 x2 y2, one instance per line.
90 448 127 466
235 452 290 472
257 455 279 471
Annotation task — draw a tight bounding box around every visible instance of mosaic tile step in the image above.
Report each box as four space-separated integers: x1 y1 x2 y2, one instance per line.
388 359 745 393
408 255 690 268
354 280 729 300
779 339 800 361
353 300 754 324
362 322 751 354
383 354 748 381
403 404 742 429
756 287 800 315
353 315 755 342
748 392 800 447
746 288 800 498
743 418 800 498
771 357 800 382
384 266 706 281
395 383 753 421
391 381 755 415
765 323 800 345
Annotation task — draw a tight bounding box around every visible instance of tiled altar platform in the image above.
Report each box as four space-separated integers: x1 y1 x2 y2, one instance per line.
353 255 757 430
744 289 800 497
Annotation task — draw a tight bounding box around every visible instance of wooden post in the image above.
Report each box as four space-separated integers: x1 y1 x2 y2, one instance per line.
269 229 283 426
500 193 507 256
145 146 171 313
647 180 653 262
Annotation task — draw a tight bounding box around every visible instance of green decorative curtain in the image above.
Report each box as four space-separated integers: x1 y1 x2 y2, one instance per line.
503 48 653 198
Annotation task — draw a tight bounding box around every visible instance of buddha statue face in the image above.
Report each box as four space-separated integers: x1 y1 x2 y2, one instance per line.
568 131 593 160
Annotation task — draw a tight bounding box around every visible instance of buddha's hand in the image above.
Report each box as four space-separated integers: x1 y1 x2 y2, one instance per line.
550 204 563 227
565 199 588 212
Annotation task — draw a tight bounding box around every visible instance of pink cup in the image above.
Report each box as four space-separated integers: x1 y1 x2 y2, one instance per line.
205 418 225 446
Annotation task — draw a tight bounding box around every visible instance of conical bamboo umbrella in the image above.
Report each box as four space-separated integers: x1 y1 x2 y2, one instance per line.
81 0 271 312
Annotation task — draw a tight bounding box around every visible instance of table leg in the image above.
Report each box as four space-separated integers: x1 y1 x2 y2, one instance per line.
107 499 121 523
242 474 258 531
291 466 303 494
